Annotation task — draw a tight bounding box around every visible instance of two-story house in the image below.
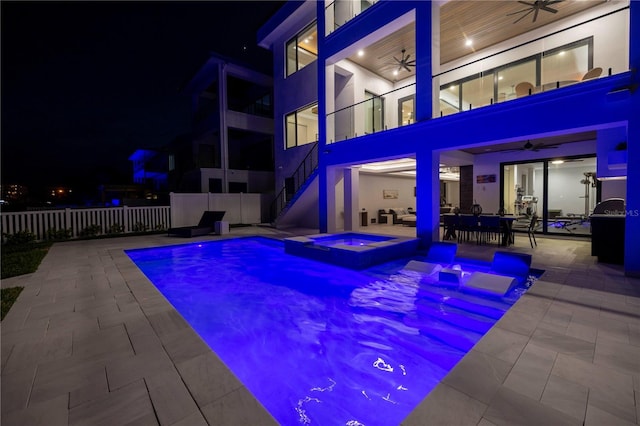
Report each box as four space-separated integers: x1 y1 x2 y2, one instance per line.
258 0 639 276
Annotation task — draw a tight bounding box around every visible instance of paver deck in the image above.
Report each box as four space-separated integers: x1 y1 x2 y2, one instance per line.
2 225 639 425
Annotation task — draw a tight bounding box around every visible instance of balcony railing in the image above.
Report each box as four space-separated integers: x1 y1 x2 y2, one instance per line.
326 83 415 144
325 0 378 36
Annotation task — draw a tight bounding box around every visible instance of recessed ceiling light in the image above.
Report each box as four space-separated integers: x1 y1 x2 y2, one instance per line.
465 39 473 47
393 70 398 76
498 76 503 80
551 160 565 164
357 50 364 57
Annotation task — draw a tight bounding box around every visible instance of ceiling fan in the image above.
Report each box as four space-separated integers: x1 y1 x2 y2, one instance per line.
507 0 563 24
501 140 561 153
388 49 416 73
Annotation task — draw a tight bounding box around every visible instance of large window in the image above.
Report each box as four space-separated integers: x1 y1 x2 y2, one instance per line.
286 103 319 149
440 37 593 114
286 22 318 77
398 95 415 126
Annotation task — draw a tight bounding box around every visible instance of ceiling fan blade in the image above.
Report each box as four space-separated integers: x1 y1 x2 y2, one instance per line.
533 7 539 22
540 6 558 13
507 7 533 17
517 0 535 6
513 9 534 24
545 0 564 5
403 64 412 73
393 56 402 64
404 53 411 62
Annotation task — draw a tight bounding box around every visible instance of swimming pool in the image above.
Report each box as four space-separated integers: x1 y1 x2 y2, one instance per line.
126 237 530 425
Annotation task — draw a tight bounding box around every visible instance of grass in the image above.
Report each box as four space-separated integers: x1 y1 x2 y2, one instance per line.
1 287 25 320
1 241 51 320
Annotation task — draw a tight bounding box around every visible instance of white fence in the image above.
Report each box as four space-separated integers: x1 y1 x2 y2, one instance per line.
170 192 268 227
1 206 171 241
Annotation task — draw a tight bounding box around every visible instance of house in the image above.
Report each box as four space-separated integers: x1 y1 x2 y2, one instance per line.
175 53 275 196
257 0 640 276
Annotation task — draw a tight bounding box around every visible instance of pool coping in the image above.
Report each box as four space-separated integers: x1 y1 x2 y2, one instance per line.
2 231 639 425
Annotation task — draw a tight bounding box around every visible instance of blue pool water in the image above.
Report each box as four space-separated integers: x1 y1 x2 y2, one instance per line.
126 237 530 425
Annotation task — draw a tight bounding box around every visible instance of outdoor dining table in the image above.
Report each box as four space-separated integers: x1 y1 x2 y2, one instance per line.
442 214 516 246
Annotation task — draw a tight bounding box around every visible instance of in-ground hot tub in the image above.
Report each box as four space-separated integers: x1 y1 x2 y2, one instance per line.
284 232 420 269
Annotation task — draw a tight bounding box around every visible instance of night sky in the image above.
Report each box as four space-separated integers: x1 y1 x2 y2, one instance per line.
1 1 284 195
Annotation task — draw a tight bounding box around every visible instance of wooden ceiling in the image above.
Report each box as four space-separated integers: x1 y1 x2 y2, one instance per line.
346 1 608 81
440 0 607 64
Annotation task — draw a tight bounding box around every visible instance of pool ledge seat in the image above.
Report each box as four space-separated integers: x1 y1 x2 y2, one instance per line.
402 260 443 275
462 272 518 296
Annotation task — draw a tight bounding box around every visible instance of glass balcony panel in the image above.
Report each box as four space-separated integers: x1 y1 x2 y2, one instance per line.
440 83 460 116
541 43 589 91
325 0 378 36
497 59 537 101
461 74 494 111
286 113 297 148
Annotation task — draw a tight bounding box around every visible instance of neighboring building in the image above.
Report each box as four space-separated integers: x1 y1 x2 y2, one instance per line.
257 1 639 275
1 183 28 205
175 53 275 195
129 148 169 194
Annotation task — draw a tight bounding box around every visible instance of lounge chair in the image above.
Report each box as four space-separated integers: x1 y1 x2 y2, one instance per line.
402 242 458 275
167 211 225 237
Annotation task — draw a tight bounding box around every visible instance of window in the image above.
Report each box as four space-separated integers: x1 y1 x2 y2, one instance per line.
364 91 383 134
398 95 415 126
286 22 318 77
286 103 318 148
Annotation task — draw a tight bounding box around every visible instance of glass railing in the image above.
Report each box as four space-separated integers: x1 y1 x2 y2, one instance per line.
326 83 415 144
434 4 629 118
325 0 378 36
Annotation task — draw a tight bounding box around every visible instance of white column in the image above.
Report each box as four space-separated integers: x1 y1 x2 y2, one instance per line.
343 167 360 231
326 166 337 233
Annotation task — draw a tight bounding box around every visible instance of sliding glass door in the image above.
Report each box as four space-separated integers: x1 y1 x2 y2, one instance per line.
502 156 596 236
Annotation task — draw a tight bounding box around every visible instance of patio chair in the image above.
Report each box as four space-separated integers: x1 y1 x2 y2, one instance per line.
167 211 225 237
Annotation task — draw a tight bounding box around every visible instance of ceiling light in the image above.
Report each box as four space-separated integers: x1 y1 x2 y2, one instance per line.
393 70 398 76
465 39 473 47
498 76 503 80
551 160 565 165
357 50 364 57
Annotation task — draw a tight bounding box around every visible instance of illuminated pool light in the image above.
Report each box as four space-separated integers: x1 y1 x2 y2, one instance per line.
126 237 536 425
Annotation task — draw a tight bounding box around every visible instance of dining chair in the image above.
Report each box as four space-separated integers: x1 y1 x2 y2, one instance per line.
581 67 603 81
478 215 501 245
527 213 538 248
457 215 480 244
515 82 534 97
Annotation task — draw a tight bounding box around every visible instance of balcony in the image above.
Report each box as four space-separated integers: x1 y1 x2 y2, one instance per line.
326 83 415 144
324 0 378 36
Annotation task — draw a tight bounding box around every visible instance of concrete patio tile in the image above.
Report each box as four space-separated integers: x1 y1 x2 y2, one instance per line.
145 369 201 426
484 387 580 426
170 410 209 426
200 385 279 426
71 323 134 364
525 280 562 298
1 366 38 413
593 338 640 377
565 320 598 343
47 309 101 335
584 403 637 426
30 358 107 405
68 369 109 409
175 351 244 408
477 418 498 426
147 309 191 338
552 353 637 423
25 299 75 322
68 379 157 426
494 308 542 336
630 322 640 347
97 305 146 330
2 329 72 374
471 326 529 364
529 328 595 361
401 383 487 426
105 350 174 391
0 317 49 345
540 374 588 422
503 343 557 400
1 394 68 426
442 349 512 405
161 328 212 365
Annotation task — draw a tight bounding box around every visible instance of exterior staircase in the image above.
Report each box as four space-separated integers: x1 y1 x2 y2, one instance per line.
270 142 319 227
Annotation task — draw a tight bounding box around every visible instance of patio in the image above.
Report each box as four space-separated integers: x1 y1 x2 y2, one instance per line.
2 225 639 425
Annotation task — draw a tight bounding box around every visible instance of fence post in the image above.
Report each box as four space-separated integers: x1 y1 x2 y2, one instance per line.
123 206 129 233
65 208 72 238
